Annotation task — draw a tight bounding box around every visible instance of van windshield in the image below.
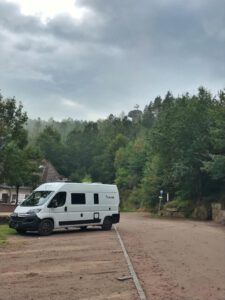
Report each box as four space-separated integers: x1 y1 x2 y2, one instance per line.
21 191 53 207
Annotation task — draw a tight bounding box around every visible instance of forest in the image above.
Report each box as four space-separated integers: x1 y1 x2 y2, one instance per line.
1 87 225 214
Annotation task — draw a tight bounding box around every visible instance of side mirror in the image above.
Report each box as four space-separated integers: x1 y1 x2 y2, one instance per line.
51 199 58 208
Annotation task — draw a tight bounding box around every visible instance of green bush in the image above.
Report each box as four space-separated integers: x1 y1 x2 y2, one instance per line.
119 187 145 212
164 199 194 217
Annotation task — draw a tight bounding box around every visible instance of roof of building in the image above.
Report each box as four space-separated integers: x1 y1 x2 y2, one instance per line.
40 160 65 183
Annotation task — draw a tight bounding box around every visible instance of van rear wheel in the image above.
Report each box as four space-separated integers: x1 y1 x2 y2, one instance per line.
38 219 53 236
102 217 112 230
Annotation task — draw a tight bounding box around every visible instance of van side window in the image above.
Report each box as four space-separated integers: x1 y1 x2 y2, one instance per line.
94 194 99 205
52 192 66 207
71 193 86 205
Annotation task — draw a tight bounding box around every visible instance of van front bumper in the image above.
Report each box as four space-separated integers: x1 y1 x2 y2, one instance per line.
9 214 41 231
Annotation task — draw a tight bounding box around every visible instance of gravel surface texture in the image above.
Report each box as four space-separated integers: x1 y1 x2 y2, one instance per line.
118 213 225 300
1 213 225 300
0 227 138 300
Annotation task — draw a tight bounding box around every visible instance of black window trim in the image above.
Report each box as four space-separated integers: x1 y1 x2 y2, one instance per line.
94 193 99 205
71 193 86 205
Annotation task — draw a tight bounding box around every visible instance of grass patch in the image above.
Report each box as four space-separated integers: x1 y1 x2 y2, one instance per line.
0 224 16 246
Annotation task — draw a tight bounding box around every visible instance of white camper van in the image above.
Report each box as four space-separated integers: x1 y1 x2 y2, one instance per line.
9 182 120 236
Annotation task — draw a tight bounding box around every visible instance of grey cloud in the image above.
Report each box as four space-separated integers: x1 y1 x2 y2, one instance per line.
0 0 224 120
0 1 99 43
0 1 43 34
46 13 103 42
14 37 58 53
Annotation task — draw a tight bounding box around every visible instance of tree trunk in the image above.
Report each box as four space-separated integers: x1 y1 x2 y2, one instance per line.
16 185 20 206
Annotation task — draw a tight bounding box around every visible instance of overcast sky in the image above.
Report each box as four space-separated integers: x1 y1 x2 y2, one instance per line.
0 0 224 120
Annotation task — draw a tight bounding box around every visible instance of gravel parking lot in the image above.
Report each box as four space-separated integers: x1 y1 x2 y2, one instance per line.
0 227 138 300
118 213 225 300
1 213 225 300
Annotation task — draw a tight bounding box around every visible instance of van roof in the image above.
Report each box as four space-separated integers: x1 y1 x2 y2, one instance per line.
35 182 118 193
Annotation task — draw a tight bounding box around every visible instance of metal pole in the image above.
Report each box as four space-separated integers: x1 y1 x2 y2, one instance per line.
158 196 162 214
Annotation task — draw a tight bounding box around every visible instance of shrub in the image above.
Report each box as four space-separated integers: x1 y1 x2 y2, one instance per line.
164 199 194 217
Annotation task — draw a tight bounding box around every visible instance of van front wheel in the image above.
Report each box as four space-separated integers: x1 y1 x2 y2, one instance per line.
16 229 26 235
38 219 54 236
102 217 112 231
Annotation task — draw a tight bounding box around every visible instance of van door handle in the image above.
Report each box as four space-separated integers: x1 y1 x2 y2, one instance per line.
64 206 67 212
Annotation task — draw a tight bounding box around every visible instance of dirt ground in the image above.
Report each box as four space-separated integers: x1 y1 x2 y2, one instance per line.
0 213 225 300
117 213 225 300
0 227 138 300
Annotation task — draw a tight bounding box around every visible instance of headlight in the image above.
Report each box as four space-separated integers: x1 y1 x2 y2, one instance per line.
27 209 42 215
10 213 17 217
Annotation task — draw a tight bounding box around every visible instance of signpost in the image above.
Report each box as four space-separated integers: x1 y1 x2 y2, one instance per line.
158 190 163 214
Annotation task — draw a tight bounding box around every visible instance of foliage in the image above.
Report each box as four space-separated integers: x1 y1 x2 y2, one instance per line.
164 199 193 211
147 89 213 201
0 94 28 173
37 126 66 175
141 155 163 208
0 94 41 201
0 94 28 146
2 87 225 214
202 155 225 180
82 174 92 183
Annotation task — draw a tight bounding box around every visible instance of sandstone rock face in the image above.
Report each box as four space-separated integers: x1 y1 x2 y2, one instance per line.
212 203 225 224
191 206 209 220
